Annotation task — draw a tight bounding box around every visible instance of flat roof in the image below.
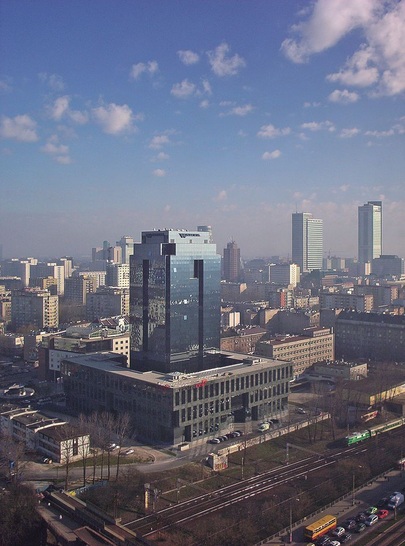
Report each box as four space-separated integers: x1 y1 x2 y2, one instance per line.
61 350 291 389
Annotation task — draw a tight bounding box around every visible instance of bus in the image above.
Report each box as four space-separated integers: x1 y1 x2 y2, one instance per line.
304 515 337 542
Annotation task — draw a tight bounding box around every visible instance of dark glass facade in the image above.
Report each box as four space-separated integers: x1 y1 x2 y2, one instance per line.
130 229 221 369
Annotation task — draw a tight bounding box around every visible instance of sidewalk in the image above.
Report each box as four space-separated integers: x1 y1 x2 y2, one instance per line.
261 469 405 545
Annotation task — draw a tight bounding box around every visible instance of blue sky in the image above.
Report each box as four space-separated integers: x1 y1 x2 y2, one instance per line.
1 0 404 260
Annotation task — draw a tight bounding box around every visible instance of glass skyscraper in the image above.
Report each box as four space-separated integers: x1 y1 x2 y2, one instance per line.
130 228 221 371
292 212 323 273
358 201 382 264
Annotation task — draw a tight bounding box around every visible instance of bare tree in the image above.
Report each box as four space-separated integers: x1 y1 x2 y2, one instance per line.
114 412 131 480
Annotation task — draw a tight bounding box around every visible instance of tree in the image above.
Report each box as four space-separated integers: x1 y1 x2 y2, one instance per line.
0 484 43 546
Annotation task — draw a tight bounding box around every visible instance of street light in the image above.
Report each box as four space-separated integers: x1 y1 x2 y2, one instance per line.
289 497 300 544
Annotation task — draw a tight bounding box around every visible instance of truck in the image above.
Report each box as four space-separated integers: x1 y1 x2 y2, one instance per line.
387 491 404 509
258 422 270 432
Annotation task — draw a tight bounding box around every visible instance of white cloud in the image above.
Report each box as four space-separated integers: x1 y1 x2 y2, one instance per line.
215 190 227 201
0 77 12 93
49 96 70 120
304 101 321 107
92 103 134 135
130 60 159 80
328 89 360 103
301 120 335 132
153 168 166 177
340 127 360 138
199 99 210 109
0 114 38 142
327 46 379 87
41 134 71 163
262 149 282 160
283 0 405 96
257 124 291 138
149 134 170 149
281 0 377 63
151 151 170 162
364 128 395 137
170 79 196 99
38 72 65 91
207 42 246 77
339 184 350 191
201 79 212 96
221 104 254 117
177 50 200 65
48 95 88 124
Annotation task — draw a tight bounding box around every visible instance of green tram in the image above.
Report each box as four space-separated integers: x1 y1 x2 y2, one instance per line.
345 417 405 446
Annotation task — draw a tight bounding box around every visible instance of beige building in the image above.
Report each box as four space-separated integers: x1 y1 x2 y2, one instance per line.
11 288 59 330
320 291 373 312
255 327 334 378
86 286 129 320
310 360 368 381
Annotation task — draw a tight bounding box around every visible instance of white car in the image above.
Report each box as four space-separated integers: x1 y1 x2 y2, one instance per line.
329 541 341 546
365 514 378 526
124 449 134 455
331 526 345 537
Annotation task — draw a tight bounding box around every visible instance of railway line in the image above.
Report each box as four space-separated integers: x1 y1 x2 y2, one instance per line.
124 427 405 539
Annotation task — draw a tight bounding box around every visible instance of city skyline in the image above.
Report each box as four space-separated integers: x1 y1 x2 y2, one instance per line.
1 1 404 258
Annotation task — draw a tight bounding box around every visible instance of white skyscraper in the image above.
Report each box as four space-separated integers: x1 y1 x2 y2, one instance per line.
358 201 382 264
292 212 323 273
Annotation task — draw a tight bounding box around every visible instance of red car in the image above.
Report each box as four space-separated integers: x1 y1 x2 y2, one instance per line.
377 509 389 519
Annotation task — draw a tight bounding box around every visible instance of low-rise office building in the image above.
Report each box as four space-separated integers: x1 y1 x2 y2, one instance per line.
60 351 293 446
255 327 335 378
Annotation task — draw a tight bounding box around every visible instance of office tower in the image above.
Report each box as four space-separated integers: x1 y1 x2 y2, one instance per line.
197 225 213 242
223 240 241 282
58 257 73 278
116 236 134 264
292 213 323 273
11 288 59 330
358 201 382 264
106 262 130 288
269 263 300 287
130 228 221 370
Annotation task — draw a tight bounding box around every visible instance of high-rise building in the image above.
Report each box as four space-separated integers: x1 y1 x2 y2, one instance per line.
106 262 130 288
223 240 240 282
269 263 300 287
130 228 221 371
116 236 134 265
86 286 129 320
292 212 323 273
11 288 59 330
358 200 382 265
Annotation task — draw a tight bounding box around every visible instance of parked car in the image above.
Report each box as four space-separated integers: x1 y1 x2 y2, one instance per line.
365 506 378 515
331 526 346 538
377 509 389 519
295 407 306 414
328 541 341 546
355 512 367 523
124 449 134 455
355 523 366 533
343 519 356 531
365 514 379 526
340 533 352 543
209 438 221 444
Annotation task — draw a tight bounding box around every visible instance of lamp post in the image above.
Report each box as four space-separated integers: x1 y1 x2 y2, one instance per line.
289 497 299 544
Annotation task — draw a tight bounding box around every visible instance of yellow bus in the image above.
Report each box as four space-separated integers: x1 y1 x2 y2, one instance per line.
304 514 337 541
